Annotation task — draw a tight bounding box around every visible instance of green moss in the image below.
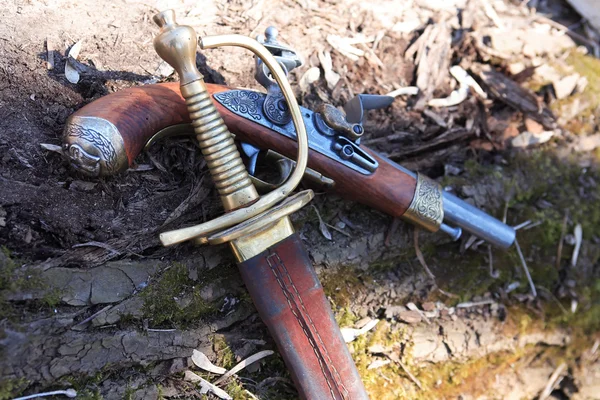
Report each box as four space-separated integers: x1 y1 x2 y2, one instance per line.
211 335 237 370
224 380 247 400
141 263 217 328
321 266 364 309
0 378 28 400
335 307 359 327
0 246 60 319
552 51 600 135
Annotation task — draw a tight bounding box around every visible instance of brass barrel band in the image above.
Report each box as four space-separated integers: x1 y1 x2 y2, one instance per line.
402 173 444 232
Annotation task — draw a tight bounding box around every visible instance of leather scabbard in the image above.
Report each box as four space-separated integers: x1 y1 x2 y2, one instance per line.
238 233 368 400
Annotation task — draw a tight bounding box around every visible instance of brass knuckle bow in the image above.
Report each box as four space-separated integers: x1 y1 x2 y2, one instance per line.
152 10 312 260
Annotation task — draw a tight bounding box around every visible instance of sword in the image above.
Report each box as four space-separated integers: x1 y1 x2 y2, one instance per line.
148 10 368 399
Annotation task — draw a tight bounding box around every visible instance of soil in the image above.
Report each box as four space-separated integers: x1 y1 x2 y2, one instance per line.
1 0 599 399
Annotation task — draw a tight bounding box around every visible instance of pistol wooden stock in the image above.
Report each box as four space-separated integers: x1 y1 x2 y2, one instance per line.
70 83 417 218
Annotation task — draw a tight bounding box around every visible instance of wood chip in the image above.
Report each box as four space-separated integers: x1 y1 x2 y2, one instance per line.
191 349 227 375
46 37 55 70
524 118 544 134
298 67 321 93
317 51 340 90
511 131 555 148
412 23 452 108
553 73 580 100
326 35 365 61
470 63 556 129
398 310 422 324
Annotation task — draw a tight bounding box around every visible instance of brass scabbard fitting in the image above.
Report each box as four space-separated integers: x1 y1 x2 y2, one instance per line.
153 10 312 261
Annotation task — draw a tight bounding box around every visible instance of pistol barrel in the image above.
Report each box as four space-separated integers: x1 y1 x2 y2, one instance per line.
381 154 515 249
443 191 515 249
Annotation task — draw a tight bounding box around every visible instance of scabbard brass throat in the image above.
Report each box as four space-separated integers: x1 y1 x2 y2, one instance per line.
402 173 444 232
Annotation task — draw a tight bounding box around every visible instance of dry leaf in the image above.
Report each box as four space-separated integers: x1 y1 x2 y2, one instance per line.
214 350 274 385
298 67 321 93
341 319 379 343
367 359 391 370
191 349 227 375
312 205 332 241
184 371 232 400
317 51 340 90
65 40 83 84
40 143 63 154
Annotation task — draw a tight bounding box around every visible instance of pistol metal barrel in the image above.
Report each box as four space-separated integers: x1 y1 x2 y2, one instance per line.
381 154 515 249
442 191 515 249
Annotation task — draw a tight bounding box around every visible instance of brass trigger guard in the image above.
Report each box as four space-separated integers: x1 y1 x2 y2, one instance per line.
145 125 334 194
158 34 310 246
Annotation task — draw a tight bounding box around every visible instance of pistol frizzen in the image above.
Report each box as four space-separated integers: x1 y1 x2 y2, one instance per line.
61 26 515 250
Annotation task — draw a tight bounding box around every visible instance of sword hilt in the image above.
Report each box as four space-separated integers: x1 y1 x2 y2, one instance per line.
152 10 313 259
153 10 258 211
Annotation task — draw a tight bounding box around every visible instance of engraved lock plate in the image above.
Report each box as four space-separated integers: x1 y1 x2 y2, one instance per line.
214 89 378 175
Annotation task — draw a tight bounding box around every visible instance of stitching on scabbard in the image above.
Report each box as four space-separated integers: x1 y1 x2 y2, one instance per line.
266 251 349 400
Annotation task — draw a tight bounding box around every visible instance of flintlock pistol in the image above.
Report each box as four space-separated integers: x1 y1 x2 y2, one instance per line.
61 25 515 249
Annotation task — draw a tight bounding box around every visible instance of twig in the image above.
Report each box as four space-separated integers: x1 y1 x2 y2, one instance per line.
512 220 532 230
533 15 600 58
456 299 496 308
386 353 422 390
539 362 566 400
488 245 500 278
414 228 458 298
514 238 537 297
71 241 122 258
536 286 568 315
71 305 113 330
571 224 582 268
556 210 569 270
325 222 351 237
14 389 77 400
384 217 401 247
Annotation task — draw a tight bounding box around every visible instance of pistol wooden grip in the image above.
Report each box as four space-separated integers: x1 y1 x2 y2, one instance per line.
69 83 192 166
69 83 416 217
238 234 369 400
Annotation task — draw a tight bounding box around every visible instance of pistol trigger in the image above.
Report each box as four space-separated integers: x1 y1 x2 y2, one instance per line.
239 142 262 176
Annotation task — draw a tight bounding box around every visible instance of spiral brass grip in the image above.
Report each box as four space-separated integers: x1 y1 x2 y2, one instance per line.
153 11 258 211
153 10 312 257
